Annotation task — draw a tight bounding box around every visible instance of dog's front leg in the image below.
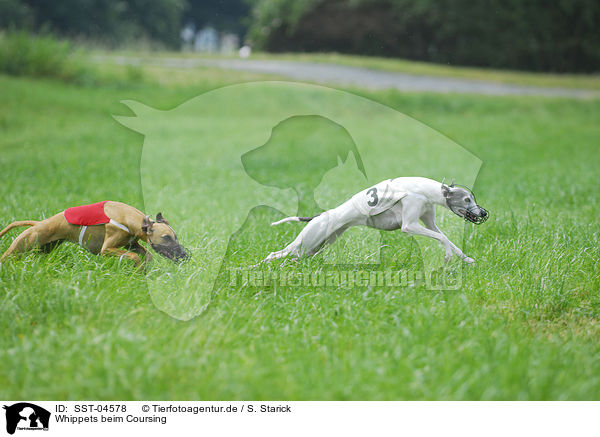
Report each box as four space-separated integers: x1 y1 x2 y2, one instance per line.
420 208 474 263
128 241 153 267
400 196 456 262
401 222 456 262
101 234 142 268
101 247 143 268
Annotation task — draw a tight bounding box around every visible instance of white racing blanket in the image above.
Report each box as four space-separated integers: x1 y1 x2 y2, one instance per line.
350 179 408 216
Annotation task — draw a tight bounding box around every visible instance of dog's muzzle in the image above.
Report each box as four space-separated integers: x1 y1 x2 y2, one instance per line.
448 204 489 224
464 206 489 224
150 242 190 262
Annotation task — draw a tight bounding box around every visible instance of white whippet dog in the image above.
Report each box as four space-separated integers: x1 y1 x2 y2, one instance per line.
265 177 488 263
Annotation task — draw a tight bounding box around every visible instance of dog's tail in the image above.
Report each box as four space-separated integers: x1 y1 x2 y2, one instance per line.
271 215 319 226
0 221 39 238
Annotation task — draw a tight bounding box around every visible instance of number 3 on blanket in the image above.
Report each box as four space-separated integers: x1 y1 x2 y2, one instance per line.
366 187 379 206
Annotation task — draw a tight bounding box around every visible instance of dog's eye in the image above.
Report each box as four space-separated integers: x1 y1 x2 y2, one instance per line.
465 198 471 203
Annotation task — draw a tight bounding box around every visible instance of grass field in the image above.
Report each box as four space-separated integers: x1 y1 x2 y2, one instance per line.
1 57 599 400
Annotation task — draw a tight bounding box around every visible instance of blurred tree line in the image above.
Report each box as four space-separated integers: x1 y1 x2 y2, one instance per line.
0 0 598 72
0 0 248 48
247 0 600 72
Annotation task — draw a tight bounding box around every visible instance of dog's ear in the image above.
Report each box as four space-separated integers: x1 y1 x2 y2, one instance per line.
141 215 154 234
156 212 170 225
441 179 451 198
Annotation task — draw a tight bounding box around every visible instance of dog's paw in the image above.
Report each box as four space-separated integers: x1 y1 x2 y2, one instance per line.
444 252 454 263
463 257 475 264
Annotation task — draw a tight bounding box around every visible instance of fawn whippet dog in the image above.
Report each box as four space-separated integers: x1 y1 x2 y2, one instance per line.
0 201 188 267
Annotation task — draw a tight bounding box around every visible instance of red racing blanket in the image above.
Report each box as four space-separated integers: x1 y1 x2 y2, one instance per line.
64 201 110 226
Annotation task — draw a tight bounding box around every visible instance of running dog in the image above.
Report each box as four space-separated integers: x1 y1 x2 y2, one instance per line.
265 177 488 263
0 201 188 267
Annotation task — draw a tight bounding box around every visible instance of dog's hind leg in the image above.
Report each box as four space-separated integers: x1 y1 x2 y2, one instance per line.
0 225 57 262
265 202 361 262
265 215 333 262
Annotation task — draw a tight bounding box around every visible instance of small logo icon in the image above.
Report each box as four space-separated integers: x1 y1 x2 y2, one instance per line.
3 403 50 435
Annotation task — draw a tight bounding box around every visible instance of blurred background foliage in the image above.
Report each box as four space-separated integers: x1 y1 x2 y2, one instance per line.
0 0 187 48
247 0 600 72
0 0 598 72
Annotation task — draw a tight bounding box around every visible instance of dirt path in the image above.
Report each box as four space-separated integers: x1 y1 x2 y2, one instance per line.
106 56 599 98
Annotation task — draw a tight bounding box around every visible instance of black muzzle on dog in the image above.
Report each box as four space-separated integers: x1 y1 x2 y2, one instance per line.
150 241 190 263
464 206 489 224
448 203 489 224
445 183 489 225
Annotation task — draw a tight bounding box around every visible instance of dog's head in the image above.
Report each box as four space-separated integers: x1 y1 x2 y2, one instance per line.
142 213 189 262
441 180 489 224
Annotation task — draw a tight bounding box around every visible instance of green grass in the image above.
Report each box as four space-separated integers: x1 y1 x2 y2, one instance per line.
1 56 599 400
